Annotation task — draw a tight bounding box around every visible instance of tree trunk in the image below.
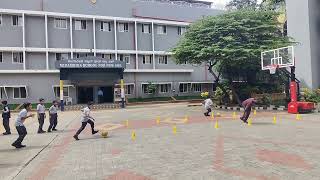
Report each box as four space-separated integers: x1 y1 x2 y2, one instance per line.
228 81 243 107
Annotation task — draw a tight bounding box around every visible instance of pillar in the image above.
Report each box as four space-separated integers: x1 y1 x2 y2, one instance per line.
60 80 65 111
120 73 125 108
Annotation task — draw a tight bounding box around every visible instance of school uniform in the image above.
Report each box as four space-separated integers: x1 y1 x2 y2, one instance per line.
48 105 58 132
203 98 213 116
37 104 46 133
74 107 98 138
2 105 11 135
240 98 256 122
12 109 28 148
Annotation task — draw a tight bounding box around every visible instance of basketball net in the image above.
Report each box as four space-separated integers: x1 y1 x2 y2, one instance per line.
269 65 278 74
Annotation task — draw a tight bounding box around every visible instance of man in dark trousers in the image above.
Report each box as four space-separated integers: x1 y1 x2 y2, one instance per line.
48 100 59 132
73 102 99 140
2 101 11 135
36 98 46 133
240 98 257 124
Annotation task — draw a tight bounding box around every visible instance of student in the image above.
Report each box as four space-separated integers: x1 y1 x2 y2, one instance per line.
1 101 11 135
48 100 58 132
37 98 46 133
240 98 257 123
12 103 34 148
73 102 99 140
203 96 213 116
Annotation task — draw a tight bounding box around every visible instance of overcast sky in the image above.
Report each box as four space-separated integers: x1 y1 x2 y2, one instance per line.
203 0 263 9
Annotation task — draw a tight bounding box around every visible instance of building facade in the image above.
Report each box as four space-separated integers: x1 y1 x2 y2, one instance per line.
0 0 223 104
286 0 320 89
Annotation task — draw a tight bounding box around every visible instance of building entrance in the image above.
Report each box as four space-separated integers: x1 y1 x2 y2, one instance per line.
97 86 114 103
77 87 94 104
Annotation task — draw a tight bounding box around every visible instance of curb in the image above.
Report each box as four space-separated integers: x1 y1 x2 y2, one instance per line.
214 105 287 111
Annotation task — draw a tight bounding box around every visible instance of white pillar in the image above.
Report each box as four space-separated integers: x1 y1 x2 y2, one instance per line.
70 16 73 58
22 13 26 70
93 18 96 56
135 21 138 69
114 19 117 60
151 22 155 69
45 14 49 70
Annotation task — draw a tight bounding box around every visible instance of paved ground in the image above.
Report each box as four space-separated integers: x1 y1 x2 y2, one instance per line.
0 103 319 180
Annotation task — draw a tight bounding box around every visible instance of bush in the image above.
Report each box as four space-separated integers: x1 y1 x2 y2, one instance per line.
260 94 272 106
302 88 320 103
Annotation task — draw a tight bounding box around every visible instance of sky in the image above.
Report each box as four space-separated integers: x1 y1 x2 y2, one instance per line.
202 0 263 9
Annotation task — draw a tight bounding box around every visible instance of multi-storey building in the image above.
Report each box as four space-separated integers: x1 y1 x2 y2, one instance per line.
0 0 223 104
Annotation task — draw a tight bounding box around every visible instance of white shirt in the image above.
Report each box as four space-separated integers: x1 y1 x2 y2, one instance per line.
37 104 46 114
15 109 28 126
81 107 91 122
204 98 213 110
49 105 58 114
98 90 103 96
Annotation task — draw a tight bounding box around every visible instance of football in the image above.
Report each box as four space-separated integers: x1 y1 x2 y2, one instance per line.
101 130 108 138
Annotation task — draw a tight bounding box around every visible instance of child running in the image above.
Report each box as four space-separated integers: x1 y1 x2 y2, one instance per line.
240 98 257 123
203 96 213 116
12 103 34 148
73 102 99 140
48 100 59 132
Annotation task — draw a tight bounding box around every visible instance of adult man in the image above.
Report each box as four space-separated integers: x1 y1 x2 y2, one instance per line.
2 101 11 135
98 89 104 103
240 98 257 123
73 102 99 140
37 98 46 133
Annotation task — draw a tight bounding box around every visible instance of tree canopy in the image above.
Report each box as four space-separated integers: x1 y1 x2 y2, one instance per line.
172 10 294 104
226 0 258 10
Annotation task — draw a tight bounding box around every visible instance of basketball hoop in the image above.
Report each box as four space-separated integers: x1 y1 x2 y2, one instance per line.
269 65 278 74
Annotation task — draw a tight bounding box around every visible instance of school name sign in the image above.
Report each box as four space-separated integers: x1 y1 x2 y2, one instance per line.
56 59 125 69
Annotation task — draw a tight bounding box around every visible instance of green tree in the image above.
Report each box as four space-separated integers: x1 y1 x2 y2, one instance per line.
172 10 294 105
226 0 258 10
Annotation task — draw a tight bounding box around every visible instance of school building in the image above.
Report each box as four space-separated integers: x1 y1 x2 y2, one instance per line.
286 0 320 89
0 0 223 105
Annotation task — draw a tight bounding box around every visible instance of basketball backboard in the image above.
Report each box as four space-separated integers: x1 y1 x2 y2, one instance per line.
261 46 295 73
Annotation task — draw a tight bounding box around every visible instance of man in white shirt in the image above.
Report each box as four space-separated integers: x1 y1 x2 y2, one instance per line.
12 102 34 148
98 88 104 103
48 100 59 132
203 97 213 116
73 101 99 140
37 98 46 134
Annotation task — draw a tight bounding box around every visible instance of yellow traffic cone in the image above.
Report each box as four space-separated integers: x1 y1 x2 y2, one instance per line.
211 112 214 120
214 120 219 129
173 125 177 134
248 119 252 126
253 110 257 115
296 114 301 120
273 116 277 124
131 130 136 141
125 120 129 127
156 116 160 125
232 112 236 119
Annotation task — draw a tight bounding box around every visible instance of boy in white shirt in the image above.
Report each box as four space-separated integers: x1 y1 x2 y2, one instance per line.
48 100 59 132
73 102 99 140
12 103 34 148
36 98 46 134
203 97 213 116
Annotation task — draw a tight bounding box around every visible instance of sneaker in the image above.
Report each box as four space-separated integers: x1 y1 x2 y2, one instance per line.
92 130 99 135
20 145 26 148
47 130 52 133
11 143 18 148
52 129 58 131
73 135 79 141
3 132 11 135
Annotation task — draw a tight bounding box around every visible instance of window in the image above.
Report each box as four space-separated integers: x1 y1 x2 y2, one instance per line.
100 21 111 32
75 20 87 30
157 25 167 34
192 83 202 92
179 83 189 93
0 87 5 99
75 53 91 58
158 56 168 64
159 84 170 93
56 53 68 61
142 24 151 33
102 54 112 59
178 27 186 35
182 60 188 65
142 84 153 94
12 52 23 64
142 55 152 64
0 52 2 63
54 18 67 29
0 14 2 25
13 87 27 99
119 54 130 64
54 87 69 97
125 84 134 95
118 22 129 32
12 15 22 26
